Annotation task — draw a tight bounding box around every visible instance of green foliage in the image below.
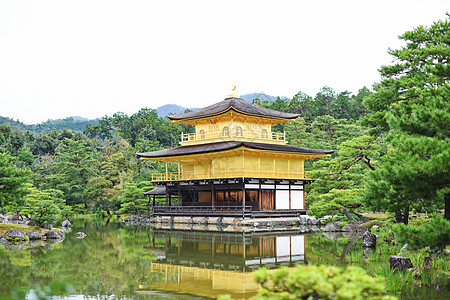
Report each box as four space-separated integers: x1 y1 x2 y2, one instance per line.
118 181 154 216
309 189 363 218
48 138 99 207
307 135 381 218
392 215 450 251
0 152 31 210
247 265 396 300
20 185 71 226
363 16 450 223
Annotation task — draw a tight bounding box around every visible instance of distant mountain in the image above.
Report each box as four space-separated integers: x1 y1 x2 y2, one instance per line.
240 93 288 103
156 104 194 118
0 116 99 134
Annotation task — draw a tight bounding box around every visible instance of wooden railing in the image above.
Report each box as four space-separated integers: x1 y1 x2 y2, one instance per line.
151 170 307 182
181 131 285 144
153 205 253 217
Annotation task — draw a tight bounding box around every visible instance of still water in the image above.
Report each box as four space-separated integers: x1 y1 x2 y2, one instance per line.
0 218 447 299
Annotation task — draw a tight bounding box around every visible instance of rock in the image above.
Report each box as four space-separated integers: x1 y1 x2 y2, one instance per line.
342 231 365 240
390 255 413 272
342 223 368 233
422 256 432 268
3 242 25 252
322 231 342 241
76 232 87 239
372 225 380 231
0 214 5 223
321 222 341 232
42 223 53 230
363 247 374 260
3 229 27 241
61 220 71 227
362 231 377 247
45 229 65 240
124 215 139 222
26 231 43 240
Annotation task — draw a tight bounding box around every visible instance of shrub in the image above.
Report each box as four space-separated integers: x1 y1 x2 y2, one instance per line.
220 265 396 300
392 215 450 252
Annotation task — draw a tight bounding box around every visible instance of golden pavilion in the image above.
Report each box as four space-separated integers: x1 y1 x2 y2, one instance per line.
136 94 335 218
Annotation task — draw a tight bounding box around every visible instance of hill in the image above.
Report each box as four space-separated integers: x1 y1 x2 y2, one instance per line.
156 104 194 118
240 93 288 103
0 116 99 134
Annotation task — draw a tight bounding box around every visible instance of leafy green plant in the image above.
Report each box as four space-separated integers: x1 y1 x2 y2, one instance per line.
221 265 396 300
392 215 450 252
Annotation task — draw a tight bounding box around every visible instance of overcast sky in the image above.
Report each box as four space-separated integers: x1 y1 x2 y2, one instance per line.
0 0 448 124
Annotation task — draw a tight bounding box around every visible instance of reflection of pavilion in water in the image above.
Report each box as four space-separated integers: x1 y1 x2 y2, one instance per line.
140 230 307 299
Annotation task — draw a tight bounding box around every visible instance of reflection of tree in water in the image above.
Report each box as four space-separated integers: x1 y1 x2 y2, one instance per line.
0 218 167 299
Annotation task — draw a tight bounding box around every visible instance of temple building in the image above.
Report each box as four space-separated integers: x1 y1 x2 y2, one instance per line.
136 93 335 218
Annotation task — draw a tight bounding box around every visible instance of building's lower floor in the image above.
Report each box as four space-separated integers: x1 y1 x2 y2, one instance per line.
146 178 311 217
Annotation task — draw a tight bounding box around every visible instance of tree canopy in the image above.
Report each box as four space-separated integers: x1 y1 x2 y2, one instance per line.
363 17 450 223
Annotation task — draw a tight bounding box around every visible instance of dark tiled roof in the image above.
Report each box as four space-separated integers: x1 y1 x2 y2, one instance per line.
136 141 335 159
167 97 300 120
143 186 166 195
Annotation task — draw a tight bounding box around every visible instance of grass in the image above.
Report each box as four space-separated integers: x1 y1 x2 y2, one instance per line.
0 223 40 236
362 212 391 219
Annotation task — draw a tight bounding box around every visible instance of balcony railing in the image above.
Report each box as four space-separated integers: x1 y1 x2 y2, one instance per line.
151 170 307 182
181 130 285 144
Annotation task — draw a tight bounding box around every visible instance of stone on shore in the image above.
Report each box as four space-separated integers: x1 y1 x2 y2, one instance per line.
390 255 413 272
342 223 368 233
45 228 65 240
362 231 377 247
3 229 27 241
76 232 87 239
322 222 341 232
26 231 44 240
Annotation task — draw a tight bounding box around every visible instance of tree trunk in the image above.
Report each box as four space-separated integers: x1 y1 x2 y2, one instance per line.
403 205 410 225
445 193 450 221
395 210 404 223
342 208 357 222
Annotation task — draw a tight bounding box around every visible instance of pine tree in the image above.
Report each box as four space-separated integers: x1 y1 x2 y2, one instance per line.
0 152 31 210
363 16 450 222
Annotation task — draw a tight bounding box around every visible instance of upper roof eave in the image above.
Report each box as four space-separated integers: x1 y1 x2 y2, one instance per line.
167 97 299 121
135 141 336 159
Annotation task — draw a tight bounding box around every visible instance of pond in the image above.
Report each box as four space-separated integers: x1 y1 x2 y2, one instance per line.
0 218 447 299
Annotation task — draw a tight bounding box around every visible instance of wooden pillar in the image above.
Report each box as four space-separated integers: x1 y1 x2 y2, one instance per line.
178 185 181 208
242 184 246 216
258 181 262 211
152 195 155 207
169 194 172 207
165 192 168 207
165 161 169 180
289 182 292 210
212 183 215 209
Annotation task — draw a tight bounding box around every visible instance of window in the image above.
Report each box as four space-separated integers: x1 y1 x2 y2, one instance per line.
236 126 243 137
223 126 230 137
261 129 268 139
199 129 205 139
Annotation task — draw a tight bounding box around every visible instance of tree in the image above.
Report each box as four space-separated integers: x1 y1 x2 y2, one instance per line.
119 181 153 216
307 136 381 220
0 152 31 210
363 17 450 222
49 138 99 207
20 185 71 227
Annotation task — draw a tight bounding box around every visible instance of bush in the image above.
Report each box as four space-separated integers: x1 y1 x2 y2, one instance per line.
221 265 396 300
392 215 450 252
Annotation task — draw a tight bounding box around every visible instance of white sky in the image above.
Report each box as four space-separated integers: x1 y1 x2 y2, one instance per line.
0 0 448 124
